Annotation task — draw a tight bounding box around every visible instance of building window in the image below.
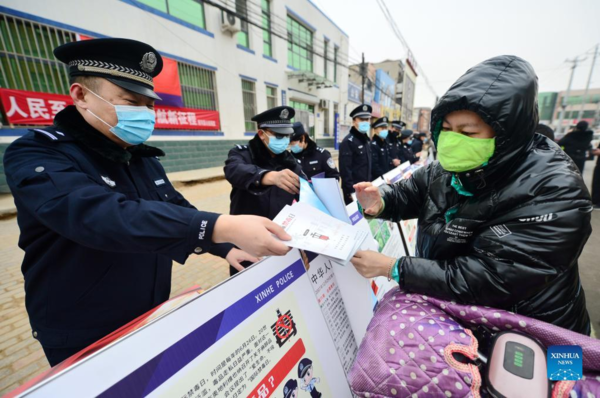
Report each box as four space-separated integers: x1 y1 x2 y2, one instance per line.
138 0 206 29
287 16 313 72
0 14 76 95
242 79 257 131
261 0 272 57
290 100 315 137
323 107 330 136
178 62 218 110
333 47 338 83
266 85 277 109
236 0 250 48
323 40 328 78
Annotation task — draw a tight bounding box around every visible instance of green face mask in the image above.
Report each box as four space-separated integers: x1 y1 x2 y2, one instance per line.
437 131 495 173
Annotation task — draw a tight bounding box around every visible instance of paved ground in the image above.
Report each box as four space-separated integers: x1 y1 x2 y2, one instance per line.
0 179 233 395
0 163 599 395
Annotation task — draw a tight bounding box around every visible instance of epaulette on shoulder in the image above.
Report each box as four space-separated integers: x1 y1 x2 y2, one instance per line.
31 127 70 143
348 136 354 142
316 146 325 153
235 144 249 150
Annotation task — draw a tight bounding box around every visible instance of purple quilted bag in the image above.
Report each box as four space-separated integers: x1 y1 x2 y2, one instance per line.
348 288 600 398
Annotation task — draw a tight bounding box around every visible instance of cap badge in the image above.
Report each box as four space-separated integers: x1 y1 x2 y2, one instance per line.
362 105 368 111
140 52 157 73
280 109 290 119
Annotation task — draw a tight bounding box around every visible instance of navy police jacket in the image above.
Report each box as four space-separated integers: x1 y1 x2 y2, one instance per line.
399 142 420 164
339 127 371 203
370 134 393 180
291 138 340 180
386 133 401 162
3 106 230 350
224 134 305 219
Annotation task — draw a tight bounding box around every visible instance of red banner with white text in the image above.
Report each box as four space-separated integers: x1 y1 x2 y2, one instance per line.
0 88 220 131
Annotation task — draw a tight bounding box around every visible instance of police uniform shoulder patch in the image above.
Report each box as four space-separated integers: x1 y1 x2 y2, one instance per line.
32 128 67 143
317 147 324 153
327 158 335 169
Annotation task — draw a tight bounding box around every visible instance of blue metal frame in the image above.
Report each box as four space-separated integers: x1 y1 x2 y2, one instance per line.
263 54 278 63
237 44 256 55
305 0 349 37
0 5 109 38
239 74 257 82
0 5 218 72
285 7 317 32
119 0 214 38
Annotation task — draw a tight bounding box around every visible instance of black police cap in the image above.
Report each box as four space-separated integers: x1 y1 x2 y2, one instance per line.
350 104 372 119
290 122 307 141
283 379 298 398
251 106 295 135
372 117 389 129
391 120 406 129
400 129 414 139
298 358 313 378
54 38 163 100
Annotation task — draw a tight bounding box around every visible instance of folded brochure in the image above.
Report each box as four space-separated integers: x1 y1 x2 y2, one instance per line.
273 202 369 263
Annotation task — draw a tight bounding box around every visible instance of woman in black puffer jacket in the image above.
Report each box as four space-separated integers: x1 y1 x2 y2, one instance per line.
351 55 592 335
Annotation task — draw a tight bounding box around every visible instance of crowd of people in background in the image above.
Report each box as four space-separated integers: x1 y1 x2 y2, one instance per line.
537 120 600 208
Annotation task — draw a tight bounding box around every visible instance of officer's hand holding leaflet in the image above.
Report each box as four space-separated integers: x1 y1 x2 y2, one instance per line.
213 215 291 257
262 169 300 194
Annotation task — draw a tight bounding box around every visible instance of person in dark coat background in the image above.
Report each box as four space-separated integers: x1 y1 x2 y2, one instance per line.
339 104 372 204
558 121 593 173
370 116 393 180
387 120 404 168
535 123 555 141
351 55 592 335
289 122 339 180
398 129 420 164
410 132 427 154
3 38 291 366
591 143 600 209
224 106 306 275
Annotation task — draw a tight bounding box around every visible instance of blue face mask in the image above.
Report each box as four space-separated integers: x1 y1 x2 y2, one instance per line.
290 143 303 154
358 121 370 134
86 88 155 145
265 133 290 154
408 140 414 146
379 129 389 140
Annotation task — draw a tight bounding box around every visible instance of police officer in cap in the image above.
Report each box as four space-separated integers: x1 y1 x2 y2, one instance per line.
283 379 299 398
339 104 372 204
399 129 420 164
224 106 306 274
387 120 405 167
410 132 427 154
370 116 393 180
289 122 340 180
3 38 291 366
